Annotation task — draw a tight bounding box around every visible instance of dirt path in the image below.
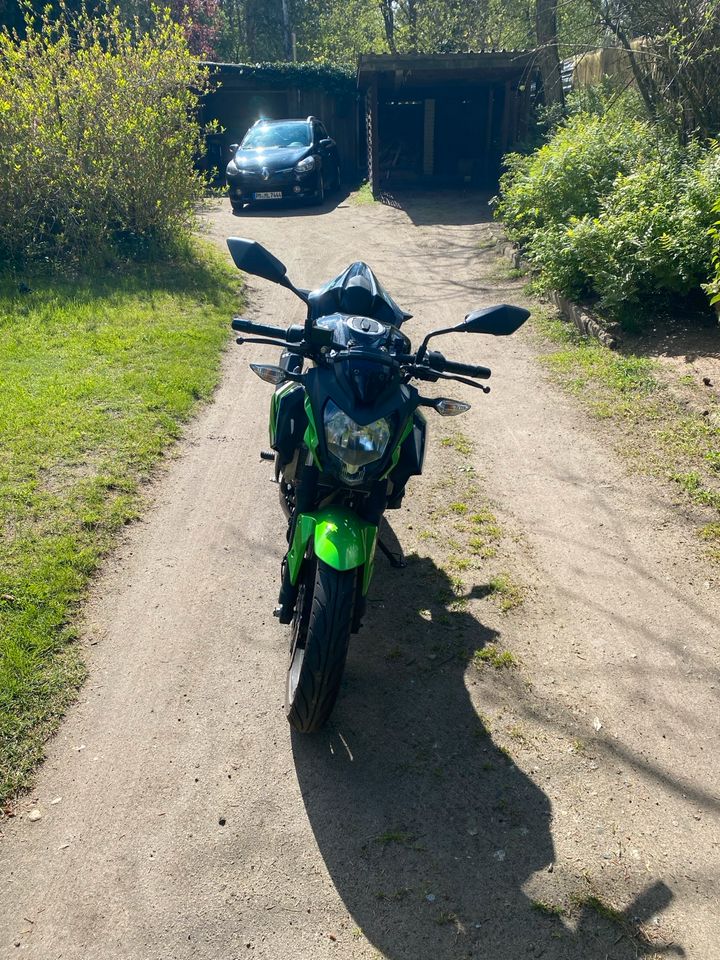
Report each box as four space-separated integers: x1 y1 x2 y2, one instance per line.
1 192 718 960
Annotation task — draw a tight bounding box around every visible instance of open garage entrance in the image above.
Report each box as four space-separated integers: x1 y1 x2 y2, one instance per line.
358 53 536 194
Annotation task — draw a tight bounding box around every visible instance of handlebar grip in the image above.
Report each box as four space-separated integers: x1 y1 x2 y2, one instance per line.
427 350 491 380
444 359 492 379
231 317 286 339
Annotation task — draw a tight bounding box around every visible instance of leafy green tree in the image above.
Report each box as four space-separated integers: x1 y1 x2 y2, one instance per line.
293 0 386 63
585 0 720 136
213 0 288 61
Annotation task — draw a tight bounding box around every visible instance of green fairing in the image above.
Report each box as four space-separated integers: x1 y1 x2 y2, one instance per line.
381 415 414 480
287 506 378 595
269 381 295 446
303 393 321 467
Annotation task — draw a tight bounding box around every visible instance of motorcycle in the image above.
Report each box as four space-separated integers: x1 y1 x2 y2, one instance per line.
226 237 530 732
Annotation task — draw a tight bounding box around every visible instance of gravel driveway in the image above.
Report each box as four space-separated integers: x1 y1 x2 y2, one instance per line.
1 191 718 959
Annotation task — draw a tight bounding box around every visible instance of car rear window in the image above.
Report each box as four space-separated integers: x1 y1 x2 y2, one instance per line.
241 122 311 149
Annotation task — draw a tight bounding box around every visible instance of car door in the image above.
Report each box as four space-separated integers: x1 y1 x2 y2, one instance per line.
314 121 337 178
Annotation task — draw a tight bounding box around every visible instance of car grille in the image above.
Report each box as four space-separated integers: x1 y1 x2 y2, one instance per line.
238 167 297 187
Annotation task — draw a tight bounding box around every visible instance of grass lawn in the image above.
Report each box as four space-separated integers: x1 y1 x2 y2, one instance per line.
531 308 720 559
349 181 376 205
0 243 240 801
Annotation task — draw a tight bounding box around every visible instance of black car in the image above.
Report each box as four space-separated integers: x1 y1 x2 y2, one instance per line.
226 117 341 212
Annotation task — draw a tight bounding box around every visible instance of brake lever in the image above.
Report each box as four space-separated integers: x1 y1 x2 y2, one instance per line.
236 335 304 352
434 371 490 392
407 365 490 393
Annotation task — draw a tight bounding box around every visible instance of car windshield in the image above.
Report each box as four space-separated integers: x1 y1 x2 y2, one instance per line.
241 122 311 150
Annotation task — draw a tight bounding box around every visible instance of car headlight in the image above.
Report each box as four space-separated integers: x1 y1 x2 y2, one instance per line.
295 156 316 174
324 400 391 475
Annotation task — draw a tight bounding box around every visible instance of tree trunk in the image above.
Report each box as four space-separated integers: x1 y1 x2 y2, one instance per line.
281 0 291 60
404 0 418 51
379 0 396 53
535 0 565 109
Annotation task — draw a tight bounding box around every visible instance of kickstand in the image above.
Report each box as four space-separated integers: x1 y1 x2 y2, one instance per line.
378 538 407 569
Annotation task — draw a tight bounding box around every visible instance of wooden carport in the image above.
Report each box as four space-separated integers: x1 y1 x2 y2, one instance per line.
357 53 536 195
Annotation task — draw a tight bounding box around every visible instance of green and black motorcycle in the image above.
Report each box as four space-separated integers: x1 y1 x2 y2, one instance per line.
227 237 529 732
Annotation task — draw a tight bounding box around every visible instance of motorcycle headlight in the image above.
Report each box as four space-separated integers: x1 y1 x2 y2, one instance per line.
324 400 391 475
295 156 316 174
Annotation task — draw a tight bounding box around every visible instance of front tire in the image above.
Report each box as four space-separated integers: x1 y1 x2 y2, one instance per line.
286 558 356 732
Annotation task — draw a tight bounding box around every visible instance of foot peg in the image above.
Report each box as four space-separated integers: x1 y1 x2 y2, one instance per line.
260 450 276 462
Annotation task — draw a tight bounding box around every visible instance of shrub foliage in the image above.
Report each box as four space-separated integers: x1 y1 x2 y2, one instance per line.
706 198 720 307
0 6 210 265
496 99 720 324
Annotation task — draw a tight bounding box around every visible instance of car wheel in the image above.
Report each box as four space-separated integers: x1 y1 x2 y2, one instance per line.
231 200 244 213
313 172 325 206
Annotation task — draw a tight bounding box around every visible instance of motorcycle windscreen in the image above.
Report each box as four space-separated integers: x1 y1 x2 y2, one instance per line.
308 261 412 326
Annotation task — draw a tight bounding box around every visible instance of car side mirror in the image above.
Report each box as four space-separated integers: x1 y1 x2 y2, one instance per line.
229 143 239 154
459 304 530 336
319 138 333 148
227 237 289 285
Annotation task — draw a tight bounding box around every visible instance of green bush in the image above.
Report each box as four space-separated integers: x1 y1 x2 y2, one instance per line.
704 197 720 307
0 7 210 265
495 110 662 246
529 144 720 319
496 101 720 324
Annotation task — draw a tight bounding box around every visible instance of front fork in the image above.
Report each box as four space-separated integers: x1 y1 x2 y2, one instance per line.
274 459 389 628
275 506 378 629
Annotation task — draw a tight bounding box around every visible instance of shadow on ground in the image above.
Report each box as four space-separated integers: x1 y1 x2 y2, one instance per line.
621 317 720 363
377 188 496 227
291 548 682 959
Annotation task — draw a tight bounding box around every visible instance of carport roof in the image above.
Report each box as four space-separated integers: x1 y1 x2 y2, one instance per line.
357 52 536 89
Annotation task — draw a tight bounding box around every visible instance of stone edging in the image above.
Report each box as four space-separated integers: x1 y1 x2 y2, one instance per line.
549 292 619 350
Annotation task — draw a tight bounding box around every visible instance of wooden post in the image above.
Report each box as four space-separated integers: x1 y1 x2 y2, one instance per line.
519 77 531 141
500 80 511 155
483 86 494 181
423 98 435 176
366 77 379 196
509 83 519 146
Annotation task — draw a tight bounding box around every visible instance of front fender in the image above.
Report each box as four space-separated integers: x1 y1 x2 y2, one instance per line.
287 506 377 595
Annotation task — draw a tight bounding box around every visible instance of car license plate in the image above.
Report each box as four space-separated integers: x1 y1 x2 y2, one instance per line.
254 191 282 200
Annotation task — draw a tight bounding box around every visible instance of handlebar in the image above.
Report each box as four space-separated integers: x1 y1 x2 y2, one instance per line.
232 319 492 383
232 317 288 340
427 350 491 380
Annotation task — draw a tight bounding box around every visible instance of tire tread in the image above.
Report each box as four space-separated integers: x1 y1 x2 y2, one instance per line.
286 562 355 732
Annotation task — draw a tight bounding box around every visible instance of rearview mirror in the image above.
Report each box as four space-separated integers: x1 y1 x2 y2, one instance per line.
227 237 289 286
459 304 530 336
229 143 239 155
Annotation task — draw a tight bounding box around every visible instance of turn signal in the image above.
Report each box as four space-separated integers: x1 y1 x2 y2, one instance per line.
434 398 471 417
250 363 287 385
